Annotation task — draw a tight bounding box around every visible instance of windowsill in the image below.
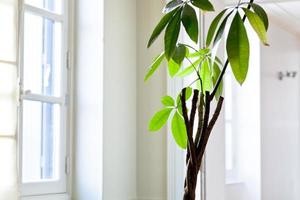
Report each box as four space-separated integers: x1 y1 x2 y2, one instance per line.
21 193 70 200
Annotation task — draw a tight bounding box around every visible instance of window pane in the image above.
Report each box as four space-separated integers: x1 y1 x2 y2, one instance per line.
22 100 61 182
0 138 17 200
23 12 62 97
0 63 17 136
0 0 17 61
225 123 233 171
25 0 63 14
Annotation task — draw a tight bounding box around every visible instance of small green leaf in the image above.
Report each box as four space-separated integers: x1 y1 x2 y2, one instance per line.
200 59 212 92
165 8 182 60
147 7 180 48
176 58 201 77
168 59 181 77
192 0 214 11
163 0 184 13
171 111 188 149
243 8 268 45
181 4 199 43
251 3 269 30
172 44 186 64
212 63 223 100
144 52 165 81
161 96 175 107
213 11 232 46
149 108 173 131
206 9 227 47
226 12 250 85
176 87 193 105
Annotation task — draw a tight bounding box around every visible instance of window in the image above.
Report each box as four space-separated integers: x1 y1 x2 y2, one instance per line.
19 0 69 197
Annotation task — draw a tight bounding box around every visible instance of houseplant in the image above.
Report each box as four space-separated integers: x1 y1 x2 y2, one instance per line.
145 0 269 199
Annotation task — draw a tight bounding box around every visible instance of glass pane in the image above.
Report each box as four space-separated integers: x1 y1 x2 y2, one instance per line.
23 12 62 97
0 0 17 61
0 138 17 200
22 100 61 182
25 0 63 14
0 63 17 136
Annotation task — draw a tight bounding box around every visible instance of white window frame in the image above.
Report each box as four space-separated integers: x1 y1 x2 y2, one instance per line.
17 0 71 198
167 9 206 200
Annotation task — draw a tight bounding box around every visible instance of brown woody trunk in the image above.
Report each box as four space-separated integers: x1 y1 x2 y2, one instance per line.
183 161 199 200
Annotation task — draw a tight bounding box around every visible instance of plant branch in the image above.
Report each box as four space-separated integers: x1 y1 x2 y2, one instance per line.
197 97 224 167
181 88 197 165
195 93 204 147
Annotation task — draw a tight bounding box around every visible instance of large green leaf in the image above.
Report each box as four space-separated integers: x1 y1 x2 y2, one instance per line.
149 108 173 131
181 4 199 43
163 0 184 13
171 111 188 149
172 44 186 64
191 0 214 11
206 9 227 47
168 59 181 77
226 13 249 85
161 96 175 107
243 8 268 45
200 59 212 92
213 11 232 46
251 3 269 30
144 52 165 81
212 63 223 100
165 9 182 60
147 7 180 48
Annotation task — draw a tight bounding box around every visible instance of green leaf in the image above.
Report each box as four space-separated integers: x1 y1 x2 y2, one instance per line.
200 59 212 92
165 8 182 60
171 111 188 149
212 63 223 100
188 48 210 58
192 0 214 11
251 3 269 30
172 44 186 64
181 4 199 43
206 9 227 47
243 8 268 45
144 52 165 81
147 7 180 48
176 87 193 105
213 11 232 46
226 12 250 85
176 58 201 77
168 59 181 77
149 108 173 131
163 0 184 13
161 96 175 107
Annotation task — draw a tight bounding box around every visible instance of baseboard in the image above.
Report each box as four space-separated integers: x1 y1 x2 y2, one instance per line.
132 198 166 200
21 193 70 200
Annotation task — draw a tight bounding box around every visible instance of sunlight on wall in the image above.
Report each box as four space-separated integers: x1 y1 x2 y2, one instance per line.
0 0 18 199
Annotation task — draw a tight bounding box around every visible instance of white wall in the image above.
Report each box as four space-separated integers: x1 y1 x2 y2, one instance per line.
261 20 300 200
73 0 103 199
136 1 168 200
102 0 137 199
74 0 137 199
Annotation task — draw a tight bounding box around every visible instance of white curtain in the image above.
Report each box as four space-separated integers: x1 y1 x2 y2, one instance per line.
0 0 18 199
